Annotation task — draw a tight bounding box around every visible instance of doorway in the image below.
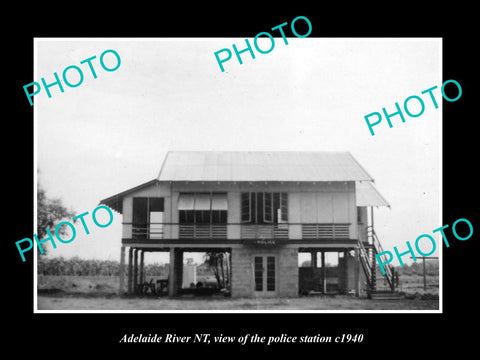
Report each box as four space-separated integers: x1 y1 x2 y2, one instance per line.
253 255 277 296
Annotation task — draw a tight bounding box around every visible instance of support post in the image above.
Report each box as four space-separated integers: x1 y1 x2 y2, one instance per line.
354 247 360 297
169 248 176 297
175 249 183 294
119 246 125 294
321 251 326 294
342 250 348 294
423 257 427 292
133 249 138 294
140 250 145 285
311 251 317 268
127 247 133 294
370 206 374 235
168 248 184 297
371 247 377 292
229 251 232 291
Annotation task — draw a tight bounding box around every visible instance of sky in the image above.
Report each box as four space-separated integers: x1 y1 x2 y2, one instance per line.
34 38 442 266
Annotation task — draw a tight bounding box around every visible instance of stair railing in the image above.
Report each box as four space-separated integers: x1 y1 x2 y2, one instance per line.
367 226 396 291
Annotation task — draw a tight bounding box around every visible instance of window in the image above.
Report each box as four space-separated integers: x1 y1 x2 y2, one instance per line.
212 210 228 224
132 197 164 239
266 256 276 291
241 192 250 222
133 197 164 225
241 192 288 224
133 198 149 227
179 210 194 223
178 192 228 224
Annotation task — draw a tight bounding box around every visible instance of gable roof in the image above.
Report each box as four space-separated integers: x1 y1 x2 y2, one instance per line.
157 151 373 182
100 151 384 214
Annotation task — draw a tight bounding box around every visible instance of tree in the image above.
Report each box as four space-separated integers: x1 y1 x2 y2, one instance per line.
204 252 230 289
301 260 311 267
37 181 76 255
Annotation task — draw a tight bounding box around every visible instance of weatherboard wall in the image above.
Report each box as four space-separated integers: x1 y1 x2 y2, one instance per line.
121 181 358 241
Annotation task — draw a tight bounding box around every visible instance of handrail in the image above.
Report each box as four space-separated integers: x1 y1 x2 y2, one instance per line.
357 238 372 288
126 222 352 241
123 222 352 226
366 226 395 291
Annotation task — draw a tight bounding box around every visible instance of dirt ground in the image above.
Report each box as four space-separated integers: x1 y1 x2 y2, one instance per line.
36 275 439 311
37 293 438 311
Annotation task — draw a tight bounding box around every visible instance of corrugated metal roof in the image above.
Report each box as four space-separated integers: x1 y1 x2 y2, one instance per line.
157 151 373 182
355 181 390 208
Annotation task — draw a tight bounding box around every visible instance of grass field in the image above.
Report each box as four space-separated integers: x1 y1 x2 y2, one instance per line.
37 275 439 311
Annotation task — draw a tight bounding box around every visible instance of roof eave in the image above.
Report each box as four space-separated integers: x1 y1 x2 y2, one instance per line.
99 179 160 214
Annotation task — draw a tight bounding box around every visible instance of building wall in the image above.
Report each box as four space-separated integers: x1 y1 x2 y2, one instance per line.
357 206 368 244
121 181 358 240
230 247 252 298
231 246 298 298
278 248 299 296
291 182 357 239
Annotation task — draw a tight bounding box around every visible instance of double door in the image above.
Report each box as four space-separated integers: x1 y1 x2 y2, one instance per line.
253 255 277 296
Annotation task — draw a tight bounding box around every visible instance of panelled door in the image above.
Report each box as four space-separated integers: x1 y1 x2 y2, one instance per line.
253 255 277 297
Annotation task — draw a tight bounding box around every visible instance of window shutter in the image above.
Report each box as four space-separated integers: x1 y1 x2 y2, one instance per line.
264 192 273 223
241 192 250 223
280 193 288 222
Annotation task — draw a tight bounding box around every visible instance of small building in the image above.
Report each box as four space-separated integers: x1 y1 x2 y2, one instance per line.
100 151 393 298
182 263 197 288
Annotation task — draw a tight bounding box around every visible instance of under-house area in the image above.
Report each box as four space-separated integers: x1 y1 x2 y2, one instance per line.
298 250 367 295
123 249 232 297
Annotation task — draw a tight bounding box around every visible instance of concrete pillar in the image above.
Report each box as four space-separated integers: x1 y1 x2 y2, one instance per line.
175 249 183 294
169 248 183 297
119 246 125 294
127 247 133 294
354 247 360 297
133 249 138 293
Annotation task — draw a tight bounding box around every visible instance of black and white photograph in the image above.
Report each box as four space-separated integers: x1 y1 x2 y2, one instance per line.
33 38 441 312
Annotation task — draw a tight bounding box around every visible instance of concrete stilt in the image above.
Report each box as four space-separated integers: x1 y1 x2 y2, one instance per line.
127 247 133 294
133 249 138 293
119 246 125 294
139 250 145 284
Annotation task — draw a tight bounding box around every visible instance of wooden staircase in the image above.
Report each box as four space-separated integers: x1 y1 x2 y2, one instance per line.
358 226 402 299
